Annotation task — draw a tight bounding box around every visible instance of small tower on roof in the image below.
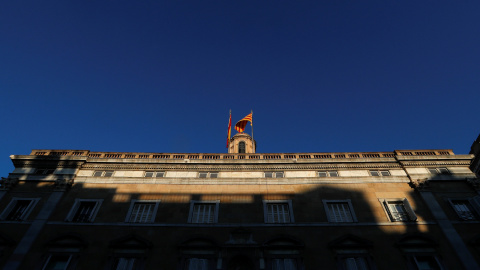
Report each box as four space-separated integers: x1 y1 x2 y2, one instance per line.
228 133 256 154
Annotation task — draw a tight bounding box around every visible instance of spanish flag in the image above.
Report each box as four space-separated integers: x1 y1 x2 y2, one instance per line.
226 112 232 148
234 113 252 133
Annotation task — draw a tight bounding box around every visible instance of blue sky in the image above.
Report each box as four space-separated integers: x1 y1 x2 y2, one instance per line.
1 1 479 175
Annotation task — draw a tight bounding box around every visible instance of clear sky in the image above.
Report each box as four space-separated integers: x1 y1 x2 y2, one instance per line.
1 1 479 175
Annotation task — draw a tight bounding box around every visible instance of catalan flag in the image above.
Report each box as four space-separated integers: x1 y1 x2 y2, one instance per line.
234 113 252 133
226 111 232 148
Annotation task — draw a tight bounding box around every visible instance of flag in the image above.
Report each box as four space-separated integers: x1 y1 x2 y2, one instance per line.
226 112 232 148
234 113 252 133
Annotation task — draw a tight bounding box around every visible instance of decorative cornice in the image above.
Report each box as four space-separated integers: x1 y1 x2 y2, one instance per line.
400 161 471 167
81 163 403 171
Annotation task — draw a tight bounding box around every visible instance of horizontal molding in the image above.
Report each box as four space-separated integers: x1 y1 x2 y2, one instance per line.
43 221 437 227
73 176 411 185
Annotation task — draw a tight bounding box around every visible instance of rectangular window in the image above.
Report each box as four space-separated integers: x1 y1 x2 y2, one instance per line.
112 257 136 270
126 200 160 223
66 199 102 222
144 171 165 177
42 254 72 270
318 171 338 177
264 200 294 223
198 172 218 178
0 198 40 221
93 170 114 177
265 172 284 178
185 258 210 270
188 201 219 223
381 199 417 222
428 168 450 175
0 198 39 221
323 200 357 223
271 258 298 270
370 170 390 176
448 199 478 221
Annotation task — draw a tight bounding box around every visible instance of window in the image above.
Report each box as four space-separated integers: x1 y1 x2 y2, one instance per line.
239 141 246 153
323 200 357 223
125 200 160 223
35 168 55 175
0 198 39 221
369 170 390 176
264 200 294 223
271 258 298 270
265 172 284 178
92 170 114 177
318 171 338 177
330 235 375 270
185 258 211 270
381 199 417 222
412 255 444 270
428 168 450 175
188 201 219 223
340 257 370 270
112 257 137 270
66 199 102 222
108 235 150 270
264 238 303 270
448 198 479 221
144 171 164 177
42 254 72 270
198 172 218 178
398 234 445 270
179 238 217 270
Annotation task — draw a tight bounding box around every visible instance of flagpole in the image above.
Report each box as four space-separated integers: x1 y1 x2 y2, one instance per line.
250 109 254 153
227 109 232 152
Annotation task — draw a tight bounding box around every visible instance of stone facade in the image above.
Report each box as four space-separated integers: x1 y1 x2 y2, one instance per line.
1 135 480 270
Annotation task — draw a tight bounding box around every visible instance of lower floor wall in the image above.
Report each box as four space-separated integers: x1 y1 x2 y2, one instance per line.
9 224 469 270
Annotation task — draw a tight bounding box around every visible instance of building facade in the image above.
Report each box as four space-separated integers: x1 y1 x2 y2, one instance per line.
1 134 480 270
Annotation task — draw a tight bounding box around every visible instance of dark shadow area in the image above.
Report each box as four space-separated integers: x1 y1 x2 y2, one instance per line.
0 154 479 269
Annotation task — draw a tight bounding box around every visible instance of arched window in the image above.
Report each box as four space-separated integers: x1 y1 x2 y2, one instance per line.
239 142 246 153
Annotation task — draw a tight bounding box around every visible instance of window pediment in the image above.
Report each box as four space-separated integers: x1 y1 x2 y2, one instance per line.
328 234 373 249
109 235 152 250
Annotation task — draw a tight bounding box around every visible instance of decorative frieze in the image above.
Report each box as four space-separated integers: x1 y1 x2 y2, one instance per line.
80 163 402 171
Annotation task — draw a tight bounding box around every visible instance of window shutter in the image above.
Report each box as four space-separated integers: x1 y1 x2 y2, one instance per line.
344 258 357 270
468 196 480 216
66 200 81 221
355 257 368 270
284 259 297 270
403 198 417 221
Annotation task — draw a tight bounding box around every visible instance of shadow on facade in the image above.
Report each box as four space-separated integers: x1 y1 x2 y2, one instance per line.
0 173 479 269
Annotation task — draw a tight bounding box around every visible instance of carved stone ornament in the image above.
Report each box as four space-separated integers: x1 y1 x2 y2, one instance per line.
54 178 74 191
409 178 430 191
0 177 18 191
